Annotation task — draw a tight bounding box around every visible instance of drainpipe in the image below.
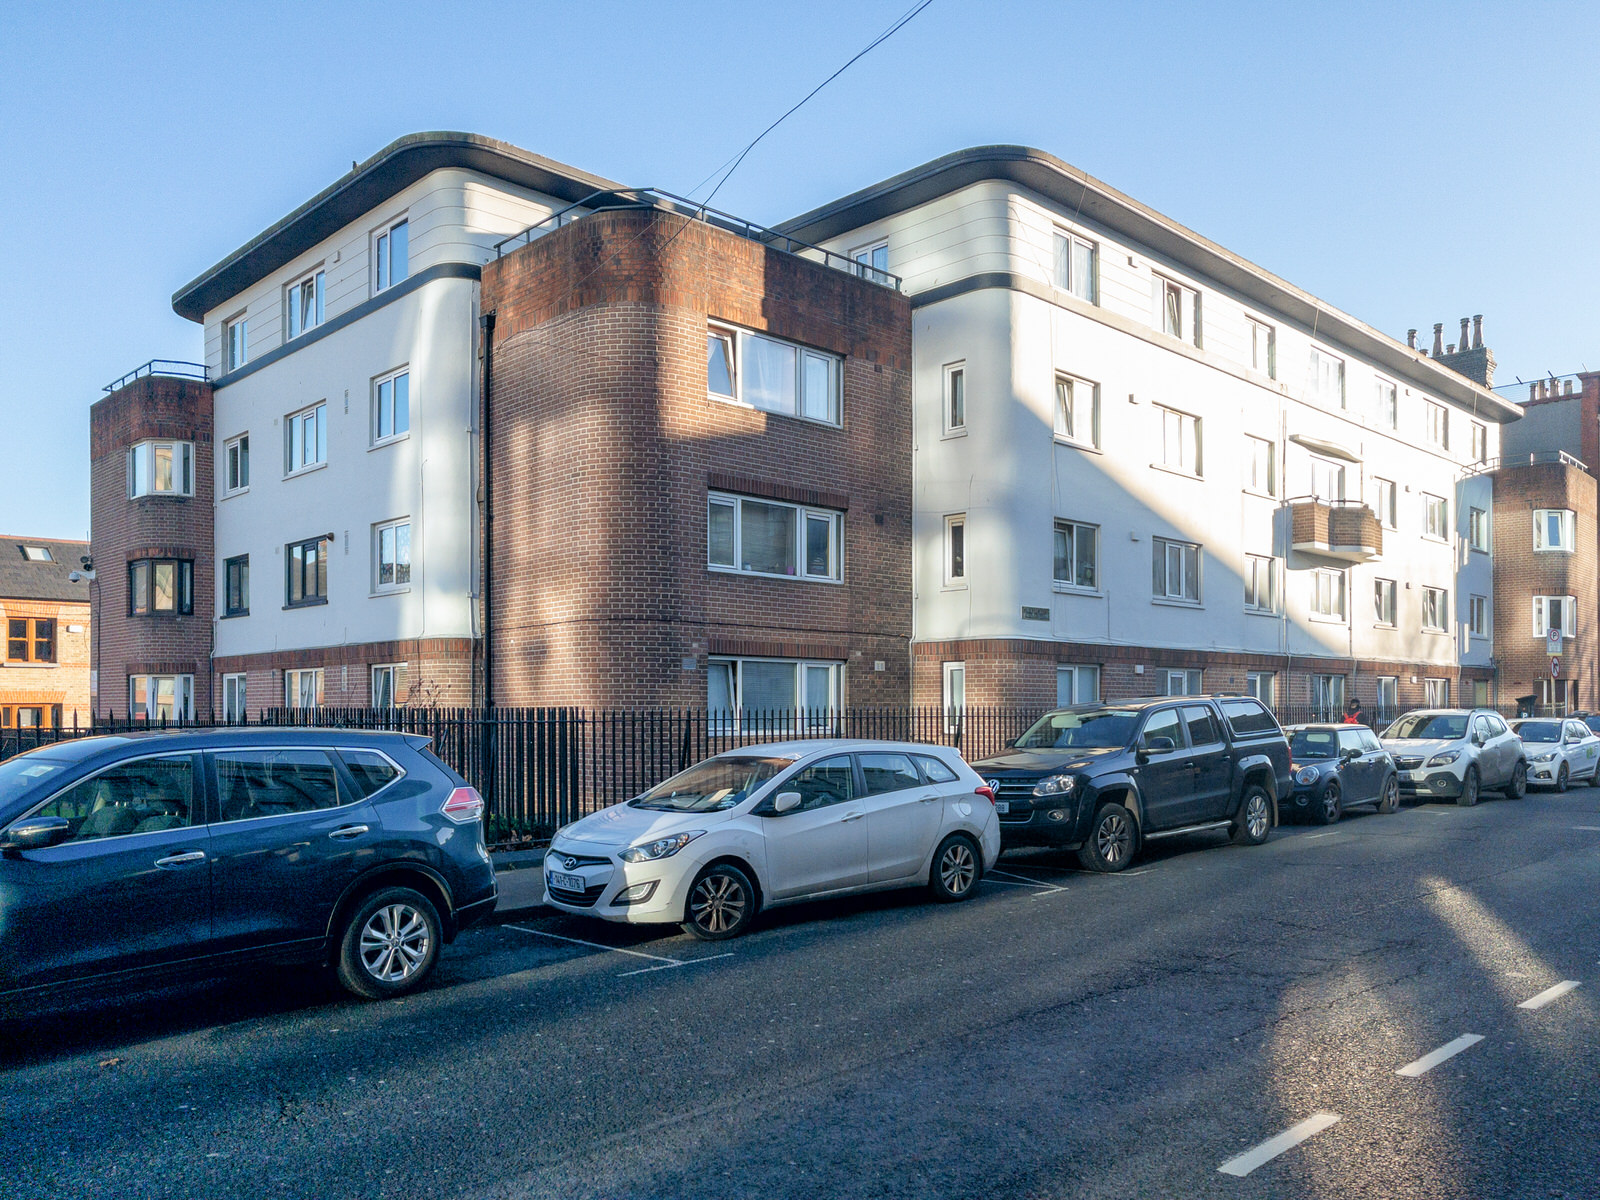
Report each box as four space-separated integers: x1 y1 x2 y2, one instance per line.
479 311 496 711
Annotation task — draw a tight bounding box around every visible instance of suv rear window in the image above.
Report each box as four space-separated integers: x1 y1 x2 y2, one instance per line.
339 748 404 798
1218 698 1279 736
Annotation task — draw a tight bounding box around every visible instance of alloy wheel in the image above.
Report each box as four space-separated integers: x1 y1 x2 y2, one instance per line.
1246 794 1270 840
939 841 977 895
1097 811 1132 866
690 873 748 935
359 903 431 983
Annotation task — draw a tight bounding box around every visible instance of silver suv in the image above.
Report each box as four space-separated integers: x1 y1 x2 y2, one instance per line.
1381 708 1527 806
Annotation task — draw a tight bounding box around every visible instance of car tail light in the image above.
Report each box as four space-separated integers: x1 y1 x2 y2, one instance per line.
974 785 996 804
442 786 485 823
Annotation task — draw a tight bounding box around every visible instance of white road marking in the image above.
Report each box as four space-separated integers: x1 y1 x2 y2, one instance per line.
1572 826 1600 832
617 953 734 978
1518 980 1582 1010
507 925 683 965
1217 1112 1340 1177
1304 831 1339 840
1396 1033 1484 1077
988 868 1065 895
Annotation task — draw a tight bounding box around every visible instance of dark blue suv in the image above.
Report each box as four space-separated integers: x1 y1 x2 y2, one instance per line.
0 728 496 1006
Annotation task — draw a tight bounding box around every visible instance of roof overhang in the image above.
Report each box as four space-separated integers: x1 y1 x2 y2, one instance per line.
171 132 625 323
778 145 1520 424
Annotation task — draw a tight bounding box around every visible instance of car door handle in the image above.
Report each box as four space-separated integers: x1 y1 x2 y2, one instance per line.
917 793 940 804
154 850 207 869
840 811 865 823
328 824 370 840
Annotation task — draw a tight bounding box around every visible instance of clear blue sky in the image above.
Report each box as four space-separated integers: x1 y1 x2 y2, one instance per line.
3 0 1595 539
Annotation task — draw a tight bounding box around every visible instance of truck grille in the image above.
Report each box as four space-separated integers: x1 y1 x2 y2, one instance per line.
993 779 1039 823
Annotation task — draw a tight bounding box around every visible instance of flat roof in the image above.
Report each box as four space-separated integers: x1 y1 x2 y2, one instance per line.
778 145 1520 423
171 132 624 323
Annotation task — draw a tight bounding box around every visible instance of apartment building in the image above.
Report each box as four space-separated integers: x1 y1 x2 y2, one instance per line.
778 146 1518 714
0 536 90 729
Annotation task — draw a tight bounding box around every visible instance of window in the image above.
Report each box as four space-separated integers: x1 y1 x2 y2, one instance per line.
707 493 842 582
1053 230 1097 303
286 537 329 607
1374 578 1397 626
945 515 966 585
1469 594 1488 639
1471 420 1487 463
705 325 841 424
1164 669 1202 696
284 668 325 709
127 440 194 498
1183 704 1222 746
1157 406 1201 475
1312 674 1346 721
129 674 193 722
1152 537 1201 603
852 242 890 285
128 559 193 616
1424 679 1450 708
5 617 55 663
1249 319 1276 378
1053 519 1098 590
214 749 342 820
1534 508 1576 552
1143 708 1185 747
1468 507 1490 552
1373 378 1397 428
784 755 858 812
223 555 249 617
1245 435 1276 495
1532 595 1578 639
707 657 842 732
1425 400 1449 449
341 749 404 799
286 268 325 339
373 369 410 443
20 545 52 562
1373 478 1397 528
1056 665 1100 707
224 434 249 494
1311 568 1346 620
1154 276 1200 346
1375 676 1398 718
1309 348 1345 407
374 217 408 291
1423 493 1448 540
860 753 923 796
1310 457 1346 502
944 363 965 433
1246 671 1276 709
1244 554 1278 613
27 755 195 841
226 316 248 371
374 519 412 591
1421 586 1448 631
222 673 247 723
1054 373 1101 447
941 662 965 733
286 402 327 473
372 664 410 709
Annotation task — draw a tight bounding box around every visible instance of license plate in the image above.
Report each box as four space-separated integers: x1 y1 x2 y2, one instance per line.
1403 771 1419 783
993 800 1010 814
548 870 585 892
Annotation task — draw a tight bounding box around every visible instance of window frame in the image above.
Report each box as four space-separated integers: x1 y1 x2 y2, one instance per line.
372 367 411 446
707 656 844 733
1244 553 1278 614
1468 594 1489 639
1373 376 1397 428
1468 506 1490 553
1310 455 1347 502
1424 678 1450 708
1533 508 1576 552
223 433 249 496
1532 595 1578 639
128 674 194 722
1248 318 1276 379
943 361 966 435
1054 372 1101 448
1154 274 1201 347
1421 586 1449 632
1310 567 1347 622
1056 664 1100 707
285 266 326 340
1422 492 1449 541
285 536 330 609
705 322 842 426
371 663 410 709
851 241 890 286
1151 536 1202 605
706 492 843 583
1309 347 1346 409
1244 434 1276 497
373 518 413 593
1471 420 1487 463
944 514 966 587
127 439 195 499
1246 670 1276 709
223 554 249 618
5 617 56 664
284 402 328 476
225 314 248 372
1425 400 1449 450
942 662 965 734
1155 405 1202 477
1163 669 1203 697
1052 519 1099 592
1374 577 1397 627
373 216 409 293
1373 477 1397 529
283 668 325 710
221 673 247 723
1053 229 1099 304
127 559 193 617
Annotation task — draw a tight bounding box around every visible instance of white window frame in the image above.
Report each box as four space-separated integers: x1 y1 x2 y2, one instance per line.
707 492 843 583
1244 554 1278 614
1246 671 1276 708
1471 420 1487 463
285 267 326 340
1154 275 1201 346
943 361 966 434
1421 586 1448 632
1468 594 1488 639
1248 319 1276 379
944 514 967 587
708 656 843 733
1424 678 1450 708
1312 674 1346 720
1533 508 1576 552
1309 347 1346 408
705 323 841 425
127 440 195 499
285 402 327 475
373 216 409 292
1164 669 1202 697
1311 568 1347 621
1053 229 1098 304
1532 595 1578 639
1056 664 1100 707
851 241 890 285
372 663 410 709
1468 506 1490 553
1053 519 1099 592
1423 493 1448 541
223 434 249 496
1373 478 1397 529
941 662 966 733
1152 537 1201 604
1373 377 1397 428
1374 577 1397 627
284 667 325 710
1375 676 1398 717
1309 456 1346 502
373 367 411 445
225 314 248 371
128 674 194 723
1156 405 1202 476
221 673 247 723
1054 373 1101 448
1244 435 1276 496
373 518 412 593
1425 400 1449 450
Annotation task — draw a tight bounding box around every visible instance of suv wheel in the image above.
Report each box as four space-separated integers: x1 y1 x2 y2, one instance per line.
1077 803 1137 873
1503 760 1528 799
929 834 982 901
1312 782 1342 826
1230 785 1272 845
1457 765 1480 807
336 886 442 1000
682 863 756 940
1377 774 1399 814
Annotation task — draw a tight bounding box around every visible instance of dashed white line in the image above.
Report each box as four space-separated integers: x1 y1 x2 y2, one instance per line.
1218 1112 1340 1177
1572 825 1600 832
1518 980 1582 1010
1304 831 1339 840
1396 1033 1484 1077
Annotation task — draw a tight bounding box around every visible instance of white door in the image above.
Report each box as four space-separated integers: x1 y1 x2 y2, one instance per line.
859 752 947 883
760 755 869 900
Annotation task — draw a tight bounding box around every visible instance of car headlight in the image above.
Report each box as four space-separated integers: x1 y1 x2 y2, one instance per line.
1531 751 1558 763
1032 774 1077 797
1294 766 1320 786
619 830 705 863
1425 750 1461 767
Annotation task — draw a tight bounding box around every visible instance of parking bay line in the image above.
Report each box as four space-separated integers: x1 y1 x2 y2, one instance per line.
507 924 732 977
1396 1033 1484 1077
1573 826 1600 832
987 868 1066 896
1217 1112 1340 1177
1518 980 1582 1010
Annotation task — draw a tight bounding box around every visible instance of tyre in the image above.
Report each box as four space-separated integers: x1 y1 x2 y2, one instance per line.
1503 761 1528 799
1077 803 1137 873
1456 765 1480 807
1377 774 1399 814
682 863 756 941
928 834 982 902
1555 762 1570 794
335 886 442 1000
1311 782 1342 826
1230 785 1273 845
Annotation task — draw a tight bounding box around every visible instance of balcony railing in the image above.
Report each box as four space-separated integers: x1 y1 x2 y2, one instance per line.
1471 450 1588 475
493 187 903 291
1287 496 1383 562
103 360 209 395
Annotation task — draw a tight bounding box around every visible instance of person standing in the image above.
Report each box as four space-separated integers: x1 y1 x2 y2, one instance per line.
1344 698 1364 725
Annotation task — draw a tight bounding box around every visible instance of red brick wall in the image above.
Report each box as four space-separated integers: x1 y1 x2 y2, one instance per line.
0 596 91 728
88 376 215 717
480 209 913 708
212 637 475 711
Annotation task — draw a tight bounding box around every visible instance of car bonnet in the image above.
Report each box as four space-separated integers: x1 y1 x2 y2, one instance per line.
554 800 730 850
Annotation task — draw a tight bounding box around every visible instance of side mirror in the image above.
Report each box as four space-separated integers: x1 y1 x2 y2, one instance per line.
771 791 802 815
1 816 70 853
1143 736 1176 754
1340 748 1360 763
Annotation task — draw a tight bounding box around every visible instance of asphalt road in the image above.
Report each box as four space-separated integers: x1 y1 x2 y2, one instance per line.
2 787 1597 1200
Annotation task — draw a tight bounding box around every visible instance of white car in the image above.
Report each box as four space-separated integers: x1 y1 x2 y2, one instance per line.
1510 717 1600 791
543 740 1000 939
1381 708 1527 807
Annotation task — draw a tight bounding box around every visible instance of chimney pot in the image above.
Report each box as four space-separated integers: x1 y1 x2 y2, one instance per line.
1432 323 1444 356
1407 329 1418 349
1530 383 1539 400
1472 314 1484 349
1447 344 1457 356
1565 380 1575 395
1459 317 1471 352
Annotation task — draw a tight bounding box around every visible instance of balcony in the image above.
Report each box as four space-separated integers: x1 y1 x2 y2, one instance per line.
1288 497 1382 562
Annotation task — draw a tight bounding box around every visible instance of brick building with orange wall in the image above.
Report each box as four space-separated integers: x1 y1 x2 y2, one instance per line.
0 536 91 729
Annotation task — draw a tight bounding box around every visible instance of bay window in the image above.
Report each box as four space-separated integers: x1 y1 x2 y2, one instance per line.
127 440 194 498
708 492 841 581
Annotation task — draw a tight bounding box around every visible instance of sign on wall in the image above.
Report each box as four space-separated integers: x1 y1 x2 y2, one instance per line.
1547 628 1564 656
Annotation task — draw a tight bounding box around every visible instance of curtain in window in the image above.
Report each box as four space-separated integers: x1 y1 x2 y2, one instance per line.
742 661 797 716
742 335 796 415
740 500 794 575
706 333 735 396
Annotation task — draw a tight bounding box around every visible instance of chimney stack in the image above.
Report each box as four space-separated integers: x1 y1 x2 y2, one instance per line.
1432 323 1444 356
1407 329 1418 349
1472 314 1483 350
1459 317 1471 353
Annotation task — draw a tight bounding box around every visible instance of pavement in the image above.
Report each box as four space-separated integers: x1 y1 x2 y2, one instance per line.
2 788 1597 1200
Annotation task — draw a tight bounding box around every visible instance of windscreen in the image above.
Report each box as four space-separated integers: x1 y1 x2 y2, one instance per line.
0 754 76 805
1015 709 1138 750
1289 729 1338 759
1516 721 1561 743
1385 713 1468 740
631 756 791 812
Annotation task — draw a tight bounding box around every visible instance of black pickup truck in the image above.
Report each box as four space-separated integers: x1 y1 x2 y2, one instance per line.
970 695 1292 872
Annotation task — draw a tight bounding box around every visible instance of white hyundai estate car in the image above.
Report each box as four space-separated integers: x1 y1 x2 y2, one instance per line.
1381 709 1527 806
543 740 1000 939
